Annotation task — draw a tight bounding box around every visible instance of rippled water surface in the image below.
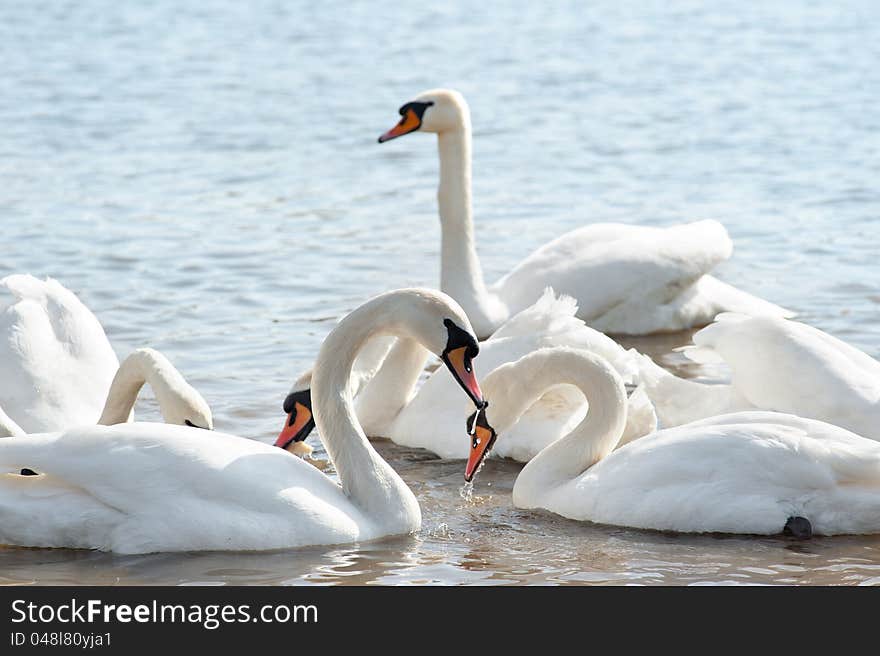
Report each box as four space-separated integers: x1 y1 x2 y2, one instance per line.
1 1 879 585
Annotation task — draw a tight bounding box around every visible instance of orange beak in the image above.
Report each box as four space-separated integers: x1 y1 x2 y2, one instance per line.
442 346 485 408
274 400 314 452
378 109 422 143
465 406 497 482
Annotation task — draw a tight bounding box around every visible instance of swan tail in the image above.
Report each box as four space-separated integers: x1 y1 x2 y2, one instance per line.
804 429 880 487
490 288 579 340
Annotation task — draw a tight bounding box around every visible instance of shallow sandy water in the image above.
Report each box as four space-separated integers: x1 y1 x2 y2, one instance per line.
1 1 879 584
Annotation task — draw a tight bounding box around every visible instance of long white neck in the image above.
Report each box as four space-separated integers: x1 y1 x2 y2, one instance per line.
97 348 190 425
0 406 24 437
482 348 627 506
436 107 504 338
354 337 430 436
311 293 443 530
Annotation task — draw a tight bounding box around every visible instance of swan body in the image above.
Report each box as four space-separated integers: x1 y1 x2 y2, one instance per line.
475 347 880 536
565 412 880 536
356 290 656 461
637 313 880 440
0 424 361 552
0 289 483 553
379 89 792 338
0 275 119 432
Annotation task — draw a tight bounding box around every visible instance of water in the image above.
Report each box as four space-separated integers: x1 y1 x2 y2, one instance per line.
1 1 879 585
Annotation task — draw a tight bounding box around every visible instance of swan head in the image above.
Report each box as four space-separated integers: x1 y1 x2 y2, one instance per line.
108 347 214 430
464 404 498 482
463 347 629 482
463 356 520 481
381 288 484 407
274 387 314 456
165 384 213 431
378 89 469 142
439 317 484 409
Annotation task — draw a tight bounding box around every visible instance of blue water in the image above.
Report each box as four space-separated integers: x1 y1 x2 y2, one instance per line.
1 1 878 584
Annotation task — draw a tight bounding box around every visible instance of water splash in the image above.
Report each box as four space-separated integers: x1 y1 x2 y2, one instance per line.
459 481 474 503
428 523 451 539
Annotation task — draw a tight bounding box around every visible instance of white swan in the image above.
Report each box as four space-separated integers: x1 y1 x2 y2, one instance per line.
466 347 880 536
0 274 119 432
0 289 485 553
0 347 213 437
96 347 213 430
636 313 880 440
378 89 792 338
339 290 656 462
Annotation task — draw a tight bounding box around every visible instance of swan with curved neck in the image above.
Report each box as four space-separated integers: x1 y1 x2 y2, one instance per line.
98 348 213 429
379 89 792 338
0 289 485 553
301 290 657 462
468 347 880 536
1 348 211 437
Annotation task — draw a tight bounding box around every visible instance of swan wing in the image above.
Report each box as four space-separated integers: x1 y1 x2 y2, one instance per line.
0 275 119 432
692 315 880 439
492 221 730 321
491 221 789 334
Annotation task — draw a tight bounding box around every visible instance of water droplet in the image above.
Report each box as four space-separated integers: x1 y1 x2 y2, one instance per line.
459 481 474 503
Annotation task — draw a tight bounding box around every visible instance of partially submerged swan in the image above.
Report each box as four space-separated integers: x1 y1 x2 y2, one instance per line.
378 89 792 338
467 347 880 537
0 274 118 432
637 313 880 440
0 289 484 553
